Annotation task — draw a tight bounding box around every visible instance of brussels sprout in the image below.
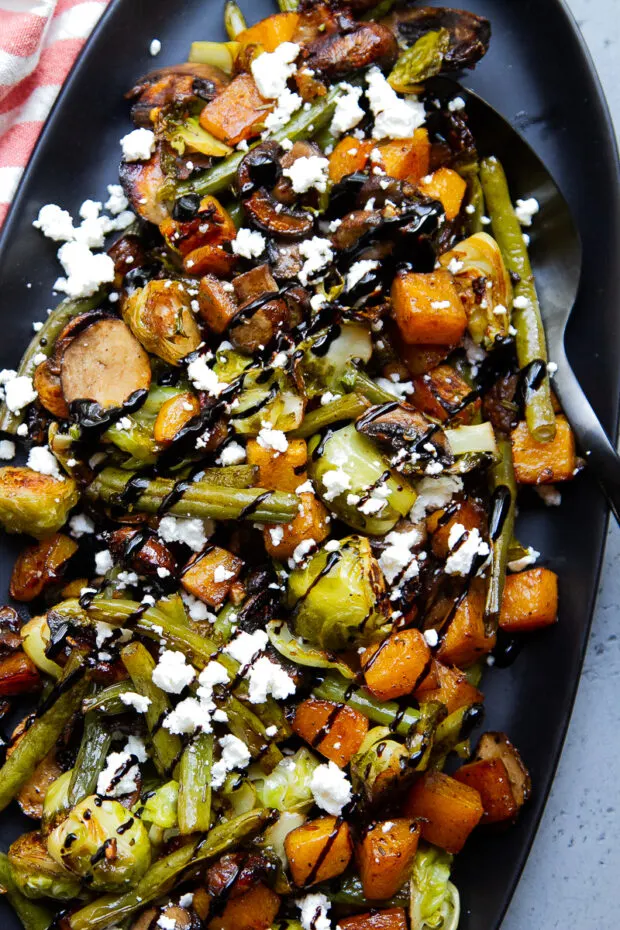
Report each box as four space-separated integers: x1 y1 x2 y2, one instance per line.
123 280 202 365
388 29 451 92
308 425 416 535
251 748 319 813
409 844 460 930
8 831 81 900
266 620 355 680
0 468 79 538
48 796 152 891
213 345 252 383
231 368 304 436
103 385 187 466
263 811 307 867
140 780 179 830
220 774 257 817
299 322 372 399
21 615 63 679
287 536 390 652
42 770 73 833
439 233 513 349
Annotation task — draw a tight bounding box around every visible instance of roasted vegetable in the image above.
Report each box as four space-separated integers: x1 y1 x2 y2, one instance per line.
285 816 353 886
0 468 79 538
409 845 460 930
123 280 202 365
405 771 483 853
8 832 81 900
383 7 491 71
499 567 558 632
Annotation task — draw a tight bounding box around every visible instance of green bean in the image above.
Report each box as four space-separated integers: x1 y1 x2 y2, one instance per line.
467 171 486 235
178 732 213 835
348 367 399 405
0 660 88 812
484 436 517 635
224 0 247 39
82 681 135 715
0 852 52 930
0 292 104 434
290 393 371 439
86 467 298 523
121 642 182 775
326 875 409 908
66 809 274 930
200 464 257 487
68 711 112 805
480 156 556 442
313 673 420 737
224 695 283 770
177 84 344 199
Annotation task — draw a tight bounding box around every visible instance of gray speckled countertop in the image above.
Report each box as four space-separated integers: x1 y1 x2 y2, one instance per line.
501 4 620 927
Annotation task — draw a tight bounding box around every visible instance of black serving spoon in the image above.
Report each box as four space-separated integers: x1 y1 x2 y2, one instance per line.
429 76 620 523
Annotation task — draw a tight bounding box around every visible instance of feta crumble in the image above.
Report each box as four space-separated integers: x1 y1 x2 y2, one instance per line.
410 475 463 522
55 240 115 298
27 445 63 479
187 355 228 396
95 550 114 575
298 236 333 285
424 628 439 648
330 83 364 135
515 197 540 226
257 424 289 453
378 527 423 584
345 259 379 292
0 440 15 460
4 375 37 413
121 128 156 162
33 204 74 241
152 649 196 694
211 734 251 789
321 467 351 501
232 228 266 259
158 515 208 552
366 67 426 139
120 692 151 713
247 656 296 704
297 893 332 930
310 761 352 815
445 527 490 576
251 42 300 99
283 155 329 194
149 38 162 56
507 546 540 572
218 441 246 466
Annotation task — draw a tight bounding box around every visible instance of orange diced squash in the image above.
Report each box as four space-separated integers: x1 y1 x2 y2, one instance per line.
154 392 200 444
418 167 467 220
377 130 430 183
200 74 271 146
411 364 480 425
236 12 299 52
247 438 307 491
357 819 420 900
0 652 41 697
160 196 236 256
427 499 485 559
337 909 408 930
263 493 330 559
329 136 373 183
361 629 430 701
208 882 280 930
405 771 483 853
183 243 237 277
454 758 518 823
285 816 353 886
198 274 239 334
292 698 369 767
437 581 496 668
391 270 467 345
511 415 576 484
415 660 483 715
10 533 78 602
181 546 243 608
499 567 558 633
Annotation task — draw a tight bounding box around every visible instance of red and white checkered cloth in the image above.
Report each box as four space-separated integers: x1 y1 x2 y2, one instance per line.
0 0 109 229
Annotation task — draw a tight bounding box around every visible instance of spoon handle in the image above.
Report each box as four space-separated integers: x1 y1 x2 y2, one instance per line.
552 352 620 524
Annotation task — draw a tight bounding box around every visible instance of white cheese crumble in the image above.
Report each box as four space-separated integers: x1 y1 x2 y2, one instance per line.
283 155 329 194
298 236 333 285
218 441 246 466
264 87 303 133
225 629 268 666
247 655 296 703
211 734 251 789
164 697 210 736
158 515 208 552
69 513 95 537
27 445 63 479
149 38 162 56
290 538 316 566
366 67 426 139
251 42 300 99
5 375 37 413
157 918 175 930
105 184 129 215
507 546 540 572
513 295 531 310
297 893 332 930
321 467 351 501
374 376 413 402
55 240 115 298
120 127 156 162
94 549 114 575
232 228 266 259
310 761 352 815
345 259 379 292
535 485 562 507
445 527 490 576
213 565 235 583
424 628 439 647
97 737 146 797
33 204 75 241
181 591 214 622
515 197 540 226
120 692 151 713
152 649 196 693
179 894 194 909
448 96 466 112
378 527 424 584
410 475 463 522
257 423 289 453
0 440 15 460
187 355 228 396
269 526 284 547
330 83 364 135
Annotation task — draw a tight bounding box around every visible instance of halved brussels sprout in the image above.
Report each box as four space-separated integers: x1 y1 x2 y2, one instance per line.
42 770 73 834
8 831 81 900
299 322 372 398
123 280 202 365
266 620 355 680
48 796 151 891
139 780 179 830
21 615 63 679
0 468 79 538
231 368 304 435
410 844 460 930
263 811 307 868
287 536 390 651
103 385 188 466
440 232 513 348
388 29 451 92
251 748 319 813
308 425 416 535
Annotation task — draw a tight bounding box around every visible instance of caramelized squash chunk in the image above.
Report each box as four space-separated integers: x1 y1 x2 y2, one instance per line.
263 492 330 560
405 770 483 853
247 438 308 492
499 567 558 633
511 415 576 484
10 533 78 602
415 660 483 715
357 819 420 900
208 882 280 930
391 270 467 345
418 167 467 220
454 757 518 823
285 816 353 886
236 12 299 51
154 393 200 445
337 909 408 930
292 698 369 767
361 629 430 701
182 546 243 608
329 136 373 183
200 74 271 146
437 580 496 668
377 129 430 182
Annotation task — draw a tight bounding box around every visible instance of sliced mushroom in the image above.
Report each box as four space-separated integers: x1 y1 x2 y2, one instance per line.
107 527 178 579
204 851 278 899
267 240 304 280
120 150 170 225
16 750 62 819
302 23 398 78
356 402 453 468
34 359 69 419
61 317 152 409
230 265 305 353
198 274 239 333
237 142 283 199
126 63 230 127
383 7 491 71
245 188 315 240
473 731 532 808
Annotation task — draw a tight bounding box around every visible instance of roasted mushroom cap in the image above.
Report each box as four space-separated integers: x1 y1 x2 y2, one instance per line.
356 402 453 467
302 22 398 77
473 731 532 808
383 7 491 71
61 317 152 409
120 151 170 226
126 63 230 126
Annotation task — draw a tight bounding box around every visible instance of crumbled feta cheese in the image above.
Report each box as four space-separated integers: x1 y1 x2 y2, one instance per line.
158 515 208 552
298 237 333 285
126 735 148 762
447 522 467 550
213 565 235 584
225 629 269 666
95 549 114 575
513 295 531 310
321 467 351 501
121 128 156 162
149 38 162 56
27 445 63 479
310 761 352 815
97 737 145 797
290 538 316 566
378 527 423 584
105 184 129 215
120 692 151 713
424 628 439 648
374 377 413 402
269 526 284 547
324 539 341 552
535 485 562 507
187 355 228 395
251 42 300 98
247 656 296 703
116 416 132 431
164 697 209 736
515 197 540 226
321 391 341 406
448 96 466 112
410 475 463 521
283 156 329 194
179 894 194 909
0 440 15 460
232 228 266 259
152 650 196 694
218 441 246 466
257 424 289 453
445 527 490 576
55 240 115 297
366 67 426 139
181 591 214 622
265 725 278 738
296 480 315 494
5 375 36 413
33 204 75 241
447 257 464 275
157 917 175 930
264 87 303 133
507 546 540 572
297 893 332 930
116 570 139 589
345 259 379 292
211 734 251 789
330 83 364 135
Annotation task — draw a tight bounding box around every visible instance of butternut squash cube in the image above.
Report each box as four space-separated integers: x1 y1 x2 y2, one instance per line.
285 816 353 886
427 499 485 560
405 771 483 853
247 438 307 492
236 12 299 52
198 274 239 334
181 546 243 608
377 130 430 183
415 660 483 715
437 581 496 668
361 629 430 701
511 415 576 484
263 493 330 560
357 819 420 900
208 882 280 930
10 533 78 602
154 392 200 445
337 909 408 930
418 167 467 220
292 698 369 767
200 74 271 146
499 567 558 633
454 758 518 823
329 136 373 182
391 270 467 345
